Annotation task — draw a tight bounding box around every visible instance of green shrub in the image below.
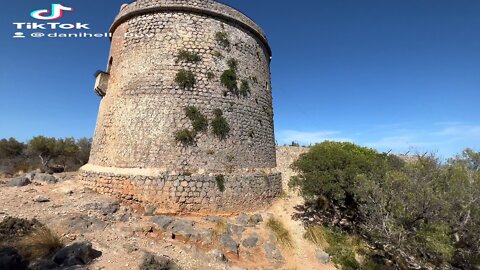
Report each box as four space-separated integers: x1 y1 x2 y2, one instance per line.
289 141 385 207
227 58 238 71
215 175 225 192
240 80 251 97
207 72 215 80
184 106 208 133
215 32 230 48
174 129 196 145
211 109 230 139
176 50 201 63
175 69 195 89
221 69 238 94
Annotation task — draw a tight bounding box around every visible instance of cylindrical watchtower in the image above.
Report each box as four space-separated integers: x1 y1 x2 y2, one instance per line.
80 0 281 214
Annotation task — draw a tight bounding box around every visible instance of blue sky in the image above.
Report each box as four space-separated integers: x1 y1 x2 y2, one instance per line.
0 0 479 158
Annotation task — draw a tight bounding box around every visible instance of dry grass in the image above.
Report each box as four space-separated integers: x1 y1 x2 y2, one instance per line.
16 226 63 261
212 220 228 240
304 225 328 248
266 217 293 248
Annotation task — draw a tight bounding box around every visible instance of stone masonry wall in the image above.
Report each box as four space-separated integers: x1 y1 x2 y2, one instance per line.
275 146 309 192
81 0 279 214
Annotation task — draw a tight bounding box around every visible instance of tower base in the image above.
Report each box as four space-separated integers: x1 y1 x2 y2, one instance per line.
79 164 282 214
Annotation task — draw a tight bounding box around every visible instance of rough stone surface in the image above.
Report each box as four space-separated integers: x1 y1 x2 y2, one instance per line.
151 215 175 230
34 173 58 184
80 0 280 214
316 250 330 264
7 176 31 187
33 195 50 203
275 146 308 192
219 234 239 255
0 248 25 270
264 242 284 262
53 241 94 267
242 233 259 248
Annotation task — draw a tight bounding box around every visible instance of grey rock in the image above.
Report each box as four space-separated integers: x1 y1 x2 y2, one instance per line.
53 241 94 267
7 176 31 187
170 220 211 243
139 253 180 270
0 247 25 270
264 242 284 262
64 215 106 234
34 173 58 184
208 249 228 262
227 223 246 239
81 202 119 216
249 214 263 226
219 234 239 255
33 195 50 203
151 216 175 230
316 250 330 264
235 213 249 226
242 233 259 248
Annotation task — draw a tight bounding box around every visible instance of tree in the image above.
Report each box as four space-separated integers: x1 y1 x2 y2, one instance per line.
0 138 25 159
26 136 78 171
75 138 92 165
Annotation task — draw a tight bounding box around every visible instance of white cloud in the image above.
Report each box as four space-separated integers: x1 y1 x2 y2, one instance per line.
277 130 352 145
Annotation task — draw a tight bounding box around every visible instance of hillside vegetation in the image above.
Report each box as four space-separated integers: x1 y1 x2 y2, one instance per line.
290 141 479 270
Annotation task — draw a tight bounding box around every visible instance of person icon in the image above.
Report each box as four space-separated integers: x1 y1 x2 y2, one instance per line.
13 32 25 38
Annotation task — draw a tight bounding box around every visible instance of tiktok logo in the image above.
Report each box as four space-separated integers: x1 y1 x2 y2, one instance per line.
30 4 73 21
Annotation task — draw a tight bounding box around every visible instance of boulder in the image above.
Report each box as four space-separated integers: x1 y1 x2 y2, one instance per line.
264 242 284 262
139 253 180 270
242 233 259 248
220 234 239 255
170 220 211 243
316 250 330 264
33 195 50 203
227 223 246 239
0 247 26 270
235 213 249 226
53 241 95 267
7 176 31 187
81 202 119 216
151 216 175 230
34 173 58 184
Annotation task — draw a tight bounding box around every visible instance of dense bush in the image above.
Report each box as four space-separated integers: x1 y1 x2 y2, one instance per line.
290 141 480 269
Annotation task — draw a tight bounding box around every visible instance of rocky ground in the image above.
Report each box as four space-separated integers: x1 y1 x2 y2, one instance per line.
0 148 335 270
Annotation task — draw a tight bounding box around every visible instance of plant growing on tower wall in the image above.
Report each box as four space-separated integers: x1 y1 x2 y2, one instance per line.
211 109 230 139
175 69 196 90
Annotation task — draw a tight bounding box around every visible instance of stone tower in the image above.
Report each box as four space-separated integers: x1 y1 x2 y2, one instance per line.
80 0 281 214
